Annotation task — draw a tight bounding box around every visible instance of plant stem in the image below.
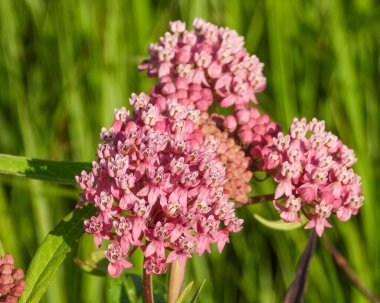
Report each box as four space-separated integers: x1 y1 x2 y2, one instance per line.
323 240 380 303
238 194 275 207
143 268 154 303
284 231 318 303
168 261 186 303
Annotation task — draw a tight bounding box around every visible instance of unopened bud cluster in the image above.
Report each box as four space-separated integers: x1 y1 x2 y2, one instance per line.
0 254 25 303
198 113 252 203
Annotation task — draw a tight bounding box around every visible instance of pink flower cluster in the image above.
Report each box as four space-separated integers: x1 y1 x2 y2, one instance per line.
269 118 363 236
76 93 242 277
0 254 25 303
139 19 266 111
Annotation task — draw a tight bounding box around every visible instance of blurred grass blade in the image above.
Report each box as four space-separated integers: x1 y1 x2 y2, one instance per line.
105 274 123 303
190 280 206 303
0 154 91 184
284 232 318 303
253 213 303 231
19 204 96 303
0 239 4 256
175 281 193 303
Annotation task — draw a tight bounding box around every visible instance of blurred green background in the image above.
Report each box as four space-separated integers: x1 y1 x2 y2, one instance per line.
0 0 379 302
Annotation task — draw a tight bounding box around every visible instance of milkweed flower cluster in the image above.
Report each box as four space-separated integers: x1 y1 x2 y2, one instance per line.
0 254 25 303
139 19 266 111
76 93 243 277
269 118 364 236
76 18 365 280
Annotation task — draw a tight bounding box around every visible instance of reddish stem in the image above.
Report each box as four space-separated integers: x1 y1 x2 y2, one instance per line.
143 268 154 303
238 193 275 206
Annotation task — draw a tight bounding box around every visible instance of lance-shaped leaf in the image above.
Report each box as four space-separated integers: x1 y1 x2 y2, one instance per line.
19 204 96 303
0 153 91 184
190 280 206 303
253 213 303 231
175 281 194 303
0 239 4 256
284 231 318 303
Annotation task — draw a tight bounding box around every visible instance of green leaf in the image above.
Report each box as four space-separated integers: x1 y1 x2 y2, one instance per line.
0 153 91 184
105 274 123 303
124 274 142 303
190 280 206 303
175 281 194 303
0 239 4 256
19 204 96 303
253 213 303 231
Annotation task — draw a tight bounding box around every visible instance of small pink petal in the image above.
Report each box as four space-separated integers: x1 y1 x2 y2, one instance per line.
108 263 122 277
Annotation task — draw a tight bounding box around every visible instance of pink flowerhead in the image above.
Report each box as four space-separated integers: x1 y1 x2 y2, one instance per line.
140 18 266 111
270 118 364 236
76 93 243 277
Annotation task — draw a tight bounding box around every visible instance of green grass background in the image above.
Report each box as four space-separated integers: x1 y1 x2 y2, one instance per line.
0 0 379 302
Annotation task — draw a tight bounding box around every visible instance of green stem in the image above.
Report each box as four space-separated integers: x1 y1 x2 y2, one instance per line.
143 268 154 303
168 261 186 303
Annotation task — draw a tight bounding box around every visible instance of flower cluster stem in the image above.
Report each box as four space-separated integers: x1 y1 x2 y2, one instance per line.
284 231 318 303
238 194 275 207
143 268 154 303
168 261 186 303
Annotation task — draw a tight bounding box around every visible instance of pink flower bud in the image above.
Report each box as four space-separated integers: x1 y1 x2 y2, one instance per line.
224 115 237 131
176 46 192 63
174 78 189 90
238 129 253 144
207 61 222 78
195 100 210 111
235 109 250 125
161 82 176 95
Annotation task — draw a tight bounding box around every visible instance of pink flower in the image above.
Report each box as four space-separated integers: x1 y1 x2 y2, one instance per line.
76 93 243 277
269 118 364 236
105 242 133 277
140 19 266 111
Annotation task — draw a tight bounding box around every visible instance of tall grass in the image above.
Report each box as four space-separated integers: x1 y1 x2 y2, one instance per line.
0 0 379 302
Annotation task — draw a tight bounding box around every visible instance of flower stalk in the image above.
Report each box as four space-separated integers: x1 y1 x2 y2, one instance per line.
168 261 186 303
143 268 154 303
